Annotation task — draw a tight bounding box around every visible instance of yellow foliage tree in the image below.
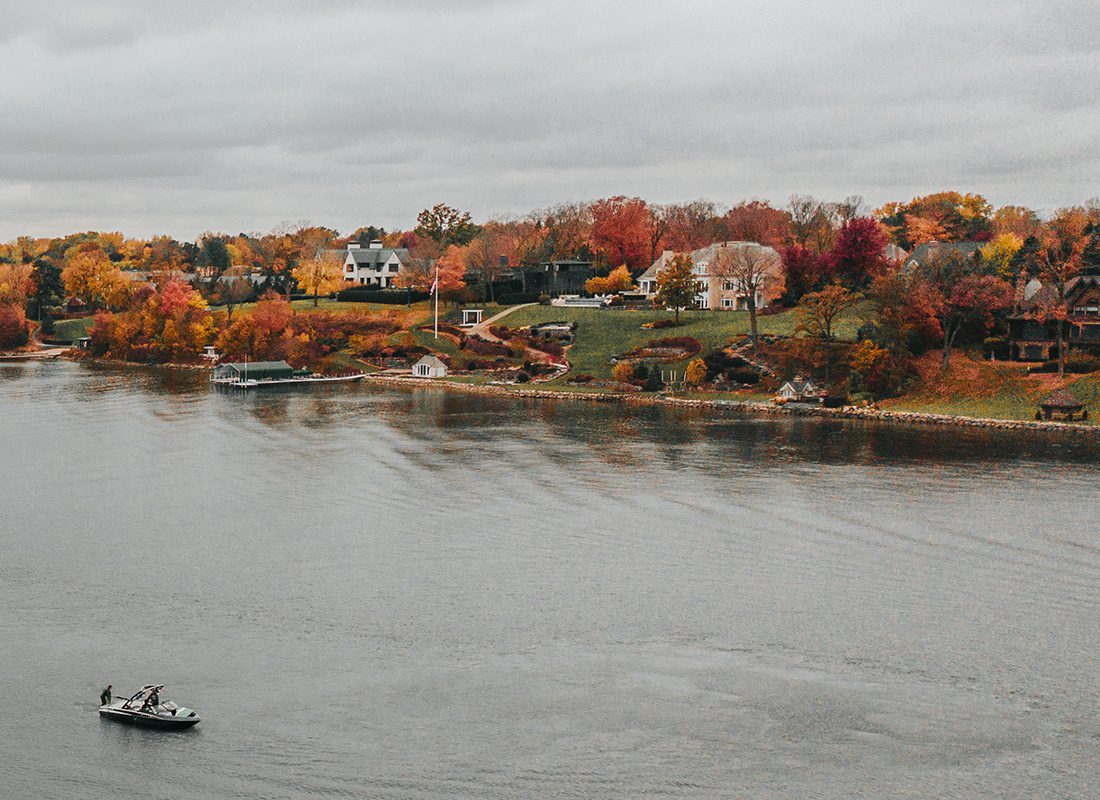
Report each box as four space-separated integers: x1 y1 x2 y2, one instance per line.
584 264 634 295
611 362 635 383
292 249 345 306
980 233 1024 279
685 357 708 386
0 263 34 305
62 244 132 309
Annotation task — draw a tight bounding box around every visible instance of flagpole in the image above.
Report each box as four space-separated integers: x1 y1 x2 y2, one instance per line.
433 261 439 339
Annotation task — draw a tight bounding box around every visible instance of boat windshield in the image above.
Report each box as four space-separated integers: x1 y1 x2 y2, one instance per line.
123 684 166 708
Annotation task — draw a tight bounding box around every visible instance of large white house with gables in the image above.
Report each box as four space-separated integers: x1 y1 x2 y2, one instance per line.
341 240 409 288
637 241 783 311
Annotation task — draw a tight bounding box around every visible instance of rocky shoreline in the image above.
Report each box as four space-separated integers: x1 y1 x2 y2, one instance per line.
362 373 1100 435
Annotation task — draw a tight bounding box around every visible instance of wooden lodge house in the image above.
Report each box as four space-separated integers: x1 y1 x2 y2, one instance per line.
1008 275 1100 361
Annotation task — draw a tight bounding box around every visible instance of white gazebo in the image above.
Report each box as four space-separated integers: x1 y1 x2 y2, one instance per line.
460 308 484 327
412 355 448 378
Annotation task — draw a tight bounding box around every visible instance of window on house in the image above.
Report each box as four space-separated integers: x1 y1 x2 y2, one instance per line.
721 298 735 308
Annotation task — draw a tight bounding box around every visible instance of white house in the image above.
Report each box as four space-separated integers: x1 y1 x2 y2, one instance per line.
637 241 782 311
342 240 409 288
777 377 820 402
412 354 448 378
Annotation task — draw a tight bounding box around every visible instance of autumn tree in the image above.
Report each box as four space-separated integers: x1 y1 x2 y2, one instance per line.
585 264 633 295
820 217 890 289
0 304 27 348
685 357 708 386
655 200 720 253
979 233 1024 280
292 248 344 306
916 250 1013 368
654 254 697 323
796 283 858 382
416 204 478 248
719 200 791 249
588 196 655 271
464 221 519 302
711 244 782 354
0 263 34 305
875 192 993 249
865 270 941 358
217 268 253 321
1035 207 1092 376
62 243 131 309
787 195 837 253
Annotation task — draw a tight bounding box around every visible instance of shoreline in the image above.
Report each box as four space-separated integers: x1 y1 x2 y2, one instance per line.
361 373 1100 436
34 352 1100 436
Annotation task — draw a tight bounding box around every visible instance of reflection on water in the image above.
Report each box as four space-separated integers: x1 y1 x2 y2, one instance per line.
2 361 1099 799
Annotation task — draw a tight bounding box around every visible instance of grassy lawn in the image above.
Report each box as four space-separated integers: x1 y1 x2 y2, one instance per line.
498 304 864 380
51 317 94 342
879 357 1100 423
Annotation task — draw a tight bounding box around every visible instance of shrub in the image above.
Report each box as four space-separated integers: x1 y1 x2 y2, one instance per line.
611 362 635 383
0 304 28 348
643 368 665 392
464 336 512 356
528 338 564 357
515 371 531 383
569 373 595 384
495 292 542 305
685 358 708 386
646 336 702 355
643 319 680 330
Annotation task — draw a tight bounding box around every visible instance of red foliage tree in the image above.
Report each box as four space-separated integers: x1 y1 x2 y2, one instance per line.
0 303 28 348
588 196 655 272
820 217 890 288
718 201 791 249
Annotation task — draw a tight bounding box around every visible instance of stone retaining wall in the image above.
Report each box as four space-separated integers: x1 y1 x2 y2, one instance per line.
363 374 1099 435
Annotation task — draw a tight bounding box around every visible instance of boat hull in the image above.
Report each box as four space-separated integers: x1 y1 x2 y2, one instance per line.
99 707 200 729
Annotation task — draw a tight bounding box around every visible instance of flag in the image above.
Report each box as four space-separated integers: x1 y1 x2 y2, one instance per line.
430 276 438 295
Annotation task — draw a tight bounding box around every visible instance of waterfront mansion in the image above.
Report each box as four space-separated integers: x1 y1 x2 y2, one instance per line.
636 241 783 311
341 240 409 288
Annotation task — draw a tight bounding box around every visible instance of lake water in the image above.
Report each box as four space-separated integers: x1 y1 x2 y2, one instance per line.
3 360 1099 799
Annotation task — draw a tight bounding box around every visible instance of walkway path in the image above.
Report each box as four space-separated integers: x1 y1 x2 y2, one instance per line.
467 303 536 341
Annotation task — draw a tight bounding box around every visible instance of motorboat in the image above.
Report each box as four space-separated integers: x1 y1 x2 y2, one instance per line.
98 684 200 729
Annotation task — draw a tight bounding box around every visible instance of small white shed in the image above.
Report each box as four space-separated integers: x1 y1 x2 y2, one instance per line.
412 354 448 378
461 308 484 327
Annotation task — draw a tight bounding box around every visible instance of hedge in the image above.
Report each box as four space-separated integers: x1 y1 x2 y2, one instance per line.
336 288 429 304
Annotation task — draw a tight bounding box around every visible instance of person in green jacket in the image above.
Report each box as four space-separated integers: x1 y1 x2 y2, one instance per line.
100 685 112 706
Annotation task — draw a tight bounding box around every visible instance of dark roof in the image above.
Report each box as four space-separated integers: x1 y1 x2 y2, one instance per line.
344 247 408 266
1039 389 1084 409
908 241 984 266
216 360 296 379
781 379 818 394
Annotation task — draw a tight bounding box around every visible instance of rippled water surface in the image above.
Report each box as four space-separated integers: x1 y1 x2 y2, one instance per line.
3 361 1099 798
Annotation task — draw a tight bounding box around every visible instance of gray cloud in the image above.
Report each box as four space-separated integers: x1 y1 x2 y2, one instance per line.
1 0 1097 238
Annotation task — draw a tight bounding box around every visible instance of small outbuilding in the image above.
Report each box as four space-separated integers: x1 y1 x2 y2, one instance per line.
412 354 448 378
1037 389 1087 421
460 309 484 327
212 360 296 383
777 377 821 403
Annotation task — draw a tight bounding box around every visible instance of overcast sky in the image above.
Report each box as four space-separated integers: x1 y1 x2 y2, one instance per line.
1 0 1097 240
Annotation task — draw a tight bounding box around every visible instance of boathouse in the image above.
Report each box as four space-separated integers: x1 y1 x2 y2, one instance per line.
412 355 448 378
1036 389 1087 422
212 360 296 383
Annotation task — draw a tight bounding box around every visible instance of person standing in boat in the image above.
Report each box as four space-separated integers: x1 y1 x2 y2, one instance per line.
100 684 112 706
